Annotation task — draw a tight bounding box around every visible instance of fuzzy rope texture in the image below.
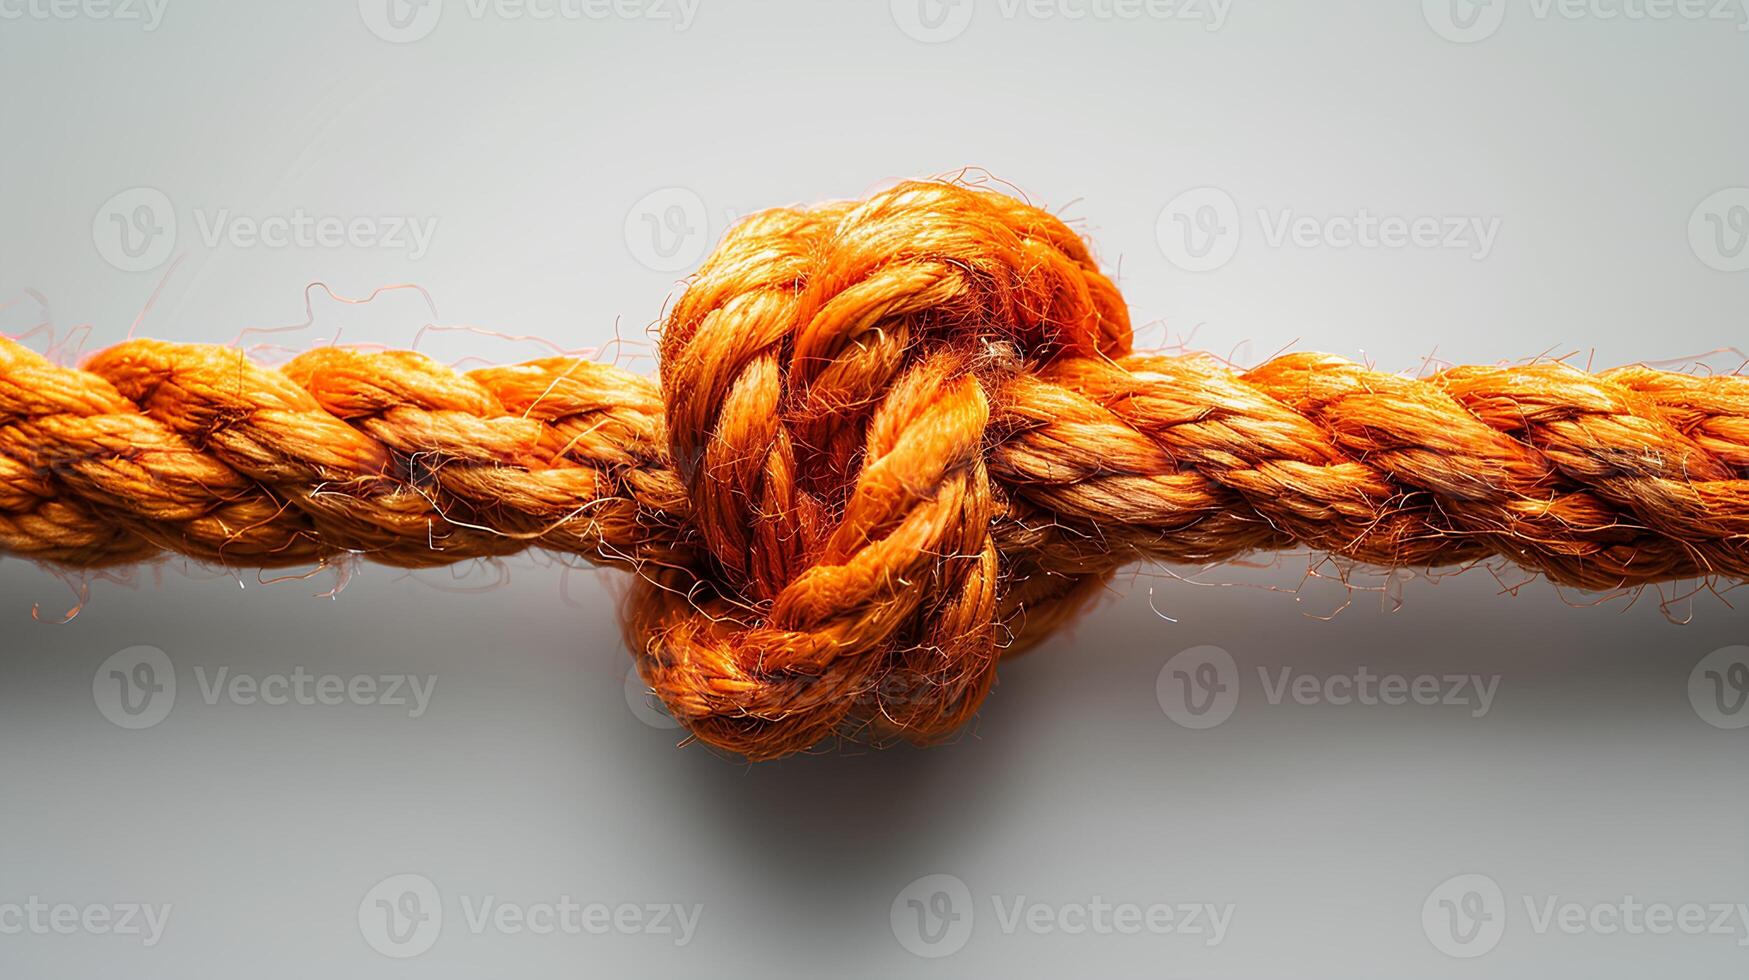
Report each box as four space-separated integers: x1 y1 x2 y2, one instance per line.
4 181 1749 759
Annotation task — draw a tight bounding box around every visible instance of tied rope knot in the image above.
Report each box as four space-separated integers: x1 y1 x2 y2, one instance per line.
4 179 1749 760
634 183 1132 757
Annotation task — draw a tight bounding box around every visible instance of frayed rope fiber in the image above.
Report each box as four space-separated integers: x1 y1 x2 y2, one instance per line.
5 180 1749 758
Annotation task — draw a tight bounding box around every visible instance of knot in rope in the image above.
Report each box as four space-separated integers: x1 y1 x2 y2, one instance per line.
5 179 1749 760
635 182 1132 757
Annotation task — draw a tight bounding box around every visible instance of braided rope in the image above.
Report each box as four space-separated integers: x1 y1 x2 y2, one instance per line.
4 181 1747 758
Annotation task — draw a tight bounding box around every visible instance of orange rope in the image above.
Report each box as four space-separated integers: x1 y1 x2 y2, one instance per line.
4 181 1748 758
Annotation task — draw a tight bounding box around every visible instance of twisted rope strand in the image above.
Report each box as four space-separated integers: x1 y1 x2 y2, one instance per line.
3 180 1746 758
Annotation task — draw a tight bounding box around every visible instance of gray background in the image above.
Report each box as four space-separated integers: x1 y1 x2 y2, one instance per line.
2 0 1747 976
